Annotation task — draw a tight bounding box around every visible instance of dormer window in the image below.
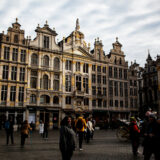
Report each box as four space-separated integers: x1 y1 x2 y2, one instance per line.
44 36 49 48
14 34 19 43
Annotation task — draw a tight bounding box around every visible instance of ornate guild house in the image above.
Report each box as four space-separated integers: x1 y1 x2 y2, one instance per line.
0 18 139 129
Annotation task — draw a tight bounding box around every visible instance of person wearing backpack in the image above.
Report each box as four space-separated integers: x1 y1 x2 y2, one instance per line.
75 114 86 150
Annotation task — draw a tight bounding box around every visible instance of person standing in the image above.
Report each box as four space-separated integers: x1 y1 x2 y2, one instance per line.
21 120 32 148
59 116 76 160
5 118 14 145
39 121 44 137
86 118 94 143
75 114 87 150
129 117 140 157
43 122 49 140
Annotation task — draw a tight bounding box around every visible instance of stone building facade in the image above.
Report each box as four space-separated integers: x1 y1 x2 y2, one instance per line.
0 18 139 129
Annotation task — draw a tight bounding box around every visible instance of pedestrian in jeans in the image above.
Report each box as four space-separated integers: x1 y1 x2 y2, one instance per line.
59 116 76 160
21 120 32 148
5 118 14 145
75 114 87 150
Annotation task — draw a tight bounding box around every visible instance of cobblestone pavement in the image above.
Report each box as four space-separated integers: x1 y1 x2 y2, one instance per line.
0 129 154 160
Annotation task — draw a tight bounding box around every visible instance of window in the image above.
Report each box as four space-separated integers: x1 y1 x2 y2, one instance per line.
115 100 118 107
120 101 123 107
18 87 24 102
134 80 137 86
119 68 122 79
53 96 59 104
97 87 101 95
31 54 38 65
84 98 89 106
134 98 137 108
124 69 127 79
30 94 36 104
1 85 7 101
40 95 50 104
103 76 106 84
20 67 25 82
125 99 128 108
103 100 107 107
76 62 80 71
76 76 81 91
134 88 137 96
130 80 132 86
83 77 88 93
114 57 117 64
2 65 9 79
109 67 112 77
65 75 71 92
119 58 122 65
98 99 102 107
110 99 113 107
97 66 101 72
65 60 72 70
14 35 19 43
130 98 133 108
130 88 133 96
12 48 18 61
92 86 96 95
11 66 17 81
10 86 16 101
120 82 123 97
31 70 37 88
92 74 96 83
54 74 59 91
109 81 113 96
103 87 106 96
114 81 118 96
44 36 49 48
54 57 60 70
97 75 101 84
92 65 96 71
20 50 26 62
114 67 117 78
43 55 49 67
124 82 128 97
4 47 10 60
83 63 88 73
103 67 106 73
66 96 71 104
43 75 48 90
92 100 96 107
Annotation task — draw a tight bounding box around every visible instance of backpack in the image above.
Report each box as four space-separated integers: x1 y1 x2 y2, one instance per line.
76 118 83 130
5 121 10 129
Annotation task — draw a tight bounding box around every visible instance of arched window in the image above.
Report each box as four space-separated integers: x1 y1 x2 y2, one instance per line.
53 96 59 104
30 94 36 104
54 57 60 70
14 34 18 43
114 57 117 64
119 58 122 65
40 95 50 104
31 54 38 65
43 55 49 67
43 75 48 90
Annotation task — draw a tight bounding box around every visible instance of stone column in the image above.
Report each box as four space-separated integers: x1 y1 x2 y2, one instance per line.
36 110 40 130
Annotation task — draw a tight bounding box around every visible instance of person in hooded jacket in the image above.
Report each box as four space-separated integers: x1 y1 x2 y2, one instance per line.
59 116 76 160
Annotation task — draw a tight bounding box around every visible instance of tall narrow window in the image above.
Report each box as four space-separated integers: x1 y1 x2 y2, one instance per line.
44 36 49 48
66 96 71 104
114 67 117 78
120 82 123 97
109 81 113 96
109 66 112 77
83 63 88 73
124 69 128 79
11 66 17 81
83 77 88 93
92 65 96 71
18 87 24 102
20 67 25 82
92 86 96 95
103 87 106 96
114 81 118 96
65 60 72 70
43 55 49 67
98 99 102 107
53 96 59 104
54 57 60 70
43 75 48 90
76 62 80 71
1 85 7 101
92 74 96 83
31 70 37 88
2 65 9 79
119 68 122 79
103 76 106 84
97 66 101 72
103 67 106 73
97 75 101 84
103 100 107 108
124 82 128 97
54 74 59 91
97 87 101 95
31 54 38 65
20 50 26 62
30 94 36 104
14 35 19 43
4 47 10 60
65 75 71 92
84 98 89 106
76 76 81 91
10 86 16 101
12 48 18 61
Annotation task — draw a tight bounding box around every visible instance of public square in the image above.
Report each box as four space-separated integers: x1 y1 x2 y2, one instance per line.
0 129 154 160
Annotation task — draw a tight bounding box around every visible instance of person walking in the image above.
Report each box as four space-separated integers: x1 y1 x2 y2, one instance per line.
75 114 87 150
39 120 44 137
59 116 76 160
86 117 94 143
21 120 32 148
43 121 49 140
129 117 140 157
5 118 14 145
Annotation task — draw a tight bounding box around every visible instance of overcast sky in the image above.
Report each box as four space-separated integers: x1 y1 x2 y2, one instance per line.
0 0 160 67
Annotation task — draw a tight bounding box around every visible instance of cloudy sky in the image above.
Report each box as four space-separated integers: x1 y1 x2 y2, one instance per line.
0 0 160 67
